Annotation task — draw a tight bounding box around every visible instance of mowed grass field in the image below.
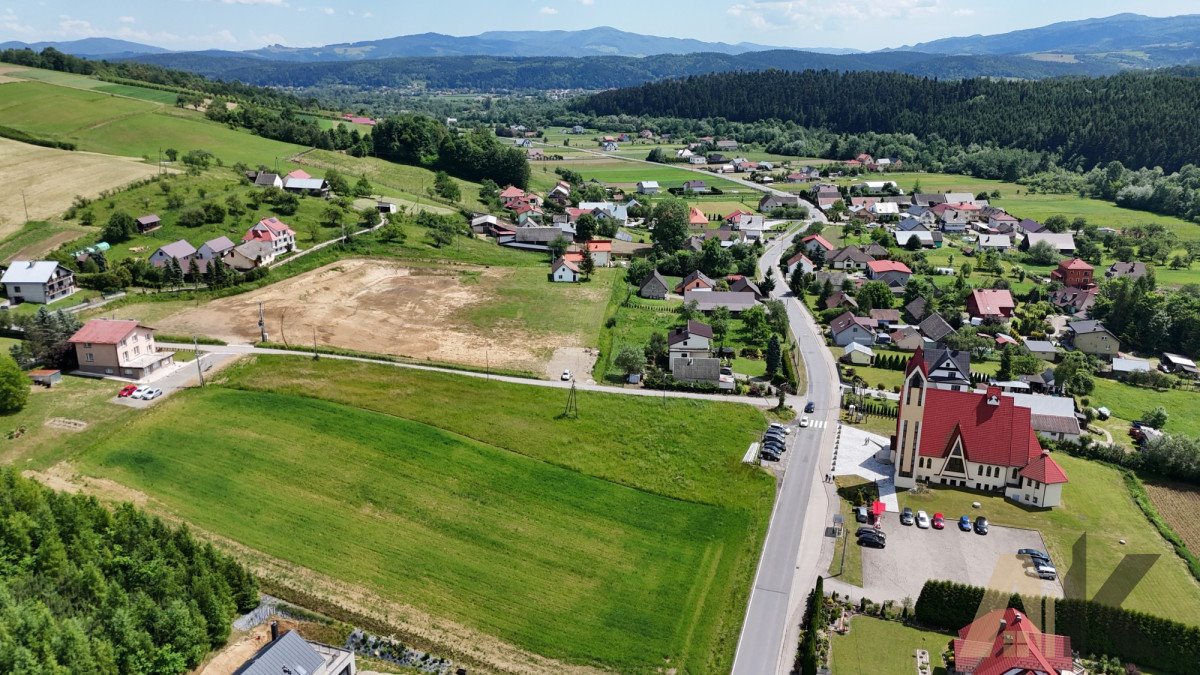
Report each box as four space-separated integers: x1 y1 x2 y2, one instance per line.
831 616 952 675
1089 379 1200 438
899 453 1200 626
0 79 305 166
77 356 774 672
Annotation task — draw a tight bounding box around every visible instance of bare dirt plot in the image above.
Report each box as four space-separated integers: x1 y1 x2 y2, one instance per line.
150 259 588 373
1144 480 1200 553
0 136 162 238
546 347 599 382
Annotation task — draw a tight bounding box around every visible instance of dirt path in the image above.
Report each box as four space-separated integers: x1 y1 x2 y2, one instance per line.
191 624 271 675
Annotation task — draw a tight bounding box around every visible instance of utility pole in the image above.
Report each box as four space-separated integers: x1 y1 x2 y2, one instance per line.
485 350 489 380
563 380 578 418
20 190 29 223
258 302 268 343
312 328 319 360
193 336 205 386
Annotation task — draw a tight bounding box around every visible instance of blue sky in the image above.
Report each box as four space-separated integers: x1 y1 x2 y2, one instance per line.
1 1 1196 51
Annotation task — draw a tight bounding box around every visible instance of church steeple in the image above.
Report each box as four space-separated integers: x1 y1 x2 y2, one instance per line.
894 350 928 488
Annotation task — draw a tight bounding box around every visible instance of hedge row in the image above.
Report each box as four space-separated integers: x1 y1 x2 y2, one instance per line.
0 124 75 150
915 579 1200 673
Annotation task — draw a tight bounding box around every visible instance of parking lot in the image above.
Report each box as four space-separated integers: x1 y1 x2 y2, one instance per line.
852 513 1064 602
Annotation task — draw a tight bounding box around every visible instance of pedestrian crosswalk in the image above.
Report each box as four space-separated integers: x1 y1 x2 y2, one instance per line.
803 419 828 430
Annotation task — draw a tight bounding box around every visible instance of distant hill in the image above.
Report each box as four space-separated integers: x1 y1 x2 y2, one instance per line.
247 26 788 60
0 37 169 58
894 13 1200 68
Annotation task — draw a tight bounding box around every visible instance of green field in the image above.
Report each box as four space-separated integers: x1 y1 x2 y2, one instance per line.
74 357 772 672
299 149 489 213
462 267 618 345
0 80 305 166
1089 379 1200 438
898 453 1200 626
830 616 951 675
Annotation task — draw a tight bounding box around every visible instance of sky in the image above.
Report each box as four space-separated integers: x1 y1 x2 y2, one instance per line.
1 1 1197 51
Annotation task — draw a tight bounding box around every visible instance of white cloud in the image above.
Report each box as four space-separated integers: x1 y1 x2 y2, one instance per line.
56 15 101 38
952 8 975 16
118 16 136 24
727 0 941 31
220 0 288 6
0 9 33 33
320 7 335 15
539 6 559 14
362 11 373 18
580 0 595 5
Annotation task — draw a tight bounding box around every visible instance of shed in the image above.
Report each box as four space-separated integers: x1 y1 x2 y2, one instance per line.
136 214 161 233
28 369 61 387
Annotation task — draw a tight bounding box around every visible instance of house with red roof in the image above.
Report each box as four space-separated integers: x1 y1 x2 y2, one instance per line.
68 319 174 380
689 206 708 227
786 251 814 277
585 239 612 267
866 259 912 287
243 217 296 256
551 257 580 283
1049 258 1094 289
953 608 1073 675
966 289 1016 320
892 348 1068 506
801 234 835 256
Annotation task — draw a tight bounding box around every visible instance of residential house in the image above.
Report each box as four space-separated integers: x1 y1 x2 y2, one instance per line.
1022 232 1076 254
283 176 331 197
551 257 580 283
688 155 707 165
913 193 948 207
1050 258 1095 288
638 270 669 299
676 270 715 294
149 240 198 269
966 289 1016 321
977 234 1011 251
715 139 738 151
1106 261 1149 281
824 291 858 312
828 246 875 271
69 319 174 380
688 207 708 227
897 216 927 232
815 191 842 210
1023 339 1058 362
1 261 76 305
904 297 929 323
866 260 912 288
197 236 236 263
842 342 876 366
939 209 971 233
801 234 835 257
987 213 1018 231
1005 391 1082 443
601 142 619 152
918 312 955 343
786 252 814 277
683 290 758 315
862 243 890 259
923 346 972 390
1161 352 1199 378
683 180 710 194
253 172 283 189
136 214 161 233
868 309 901 329
668 320 713 360
1048 286 1097 317
570 125 585 134
1112 357 1151 380
758 194 803 212
233 625 356 675
585 240 612 267
228 241 276 271
243 217 296 256
952 608 1072 675
1065 319 1119 359
904 205 938 226
830 311 876 347
1017 218 1046 235
889 326 925 351
727 275 761 296
892 348 1069 506
894 230 940 248
636 180 660 195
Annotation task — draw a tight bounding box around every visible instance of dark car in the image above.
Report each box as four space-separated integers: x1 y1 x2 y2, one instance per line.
856 526 885 539
857 534 886 549
804 401 815 413
1017 548 1049 560
900 507 914 526
759 449 781 462
958 515 972 532
974 516 989 535
762 441 787 454
854 506 869 523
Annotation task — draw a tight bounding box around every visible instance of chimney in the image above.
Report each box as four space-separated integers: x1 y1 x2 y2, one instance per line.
998 619 1007 634
1013 611 1022 624
270 620 279 641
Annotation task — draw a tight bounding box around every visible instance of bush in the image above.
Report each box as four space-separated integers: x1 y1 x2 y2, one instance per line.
0 354 28 413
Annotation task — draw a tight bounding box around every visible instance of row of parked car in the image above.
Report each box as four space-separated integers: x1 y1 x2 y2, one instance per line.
758 423 792 462
117 384 163 400
1019 548 1057 580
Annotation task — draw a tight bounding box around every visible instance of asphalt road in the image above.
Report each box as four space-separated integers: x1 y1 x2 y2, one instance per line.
733 211 841 675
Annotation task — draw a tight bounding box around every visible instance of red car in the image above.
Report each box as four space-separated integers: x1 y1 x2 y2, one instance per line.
117 384 138 398
931 512 945 530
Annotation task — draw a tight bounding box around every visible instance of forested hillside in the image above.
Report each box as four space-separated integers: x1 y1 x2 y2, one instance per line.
0 470 258 673
578 69 1200 172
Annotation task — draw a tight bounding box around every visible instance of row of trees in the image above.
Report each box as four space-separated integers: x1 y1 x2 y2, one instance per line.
372 116 530 189
0 469 260 674
1090 275 1200 358
205 103 370 155
1022 161 1200 223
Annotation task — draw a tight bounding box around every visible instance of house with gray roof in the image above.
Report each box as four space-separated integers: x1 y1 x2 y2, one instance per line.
917 312 954 343
1022 339 1058 361
1 261 76 305
1022 232 1076 254
684 290 758 315
1066 320 1119 359
253 172 283 189
830 311 876 347
924 346 972 390
197 236 236 262
639 270 669 299
149 240 198 269
234 626 355 675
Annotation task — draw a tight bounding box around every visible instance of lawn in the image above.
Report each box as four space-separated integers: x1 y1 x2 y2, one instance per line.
898 453 1200 626
835 347 905 393
530 157 744 193
76 357 774 672
299 149 488 213
0 80 305 166
829 475 873 586
460 267 618 346
830 616 952 675
0 373 135 469
1089 379 1200 438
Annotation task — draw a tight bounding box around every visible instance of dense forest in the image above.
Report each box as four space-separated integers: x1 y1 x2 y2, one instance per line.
372 115 531 188
125 49 1121 92
0 470 258 674
577 68 1200 173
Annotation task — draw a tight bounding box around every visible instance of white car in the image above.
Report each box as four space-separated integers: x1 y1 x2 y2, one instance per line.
130 386 151 399
561 369 572 381
769 423 791 435
799 417 810 428
916 510 931 529
142 388 163 400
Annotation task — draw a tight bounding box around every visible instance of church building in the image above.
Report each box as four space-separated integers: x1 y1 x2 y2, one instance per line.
891 348 1068 507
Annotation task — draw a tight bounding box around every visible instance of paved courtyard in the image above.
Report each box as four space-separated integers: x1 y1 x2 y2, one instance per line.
832 423 899 512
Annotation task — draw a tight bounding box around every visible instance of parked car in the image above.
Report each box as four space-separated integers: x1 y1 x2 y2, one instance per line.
856 526 884 539
900 507 914 526
857 534 886 549
764 430 788 442
958 515 972 532
769 423 791 435
854 506 869 523
760 449 781 462
931 513 945 529
804 401 815 413
1017 548 1049 560
916 510 931 529
141 388 163 400
561 369 572 381
130 386 151 399
1034 564 1057 580
799 417 810 428
117 384 138 398
974 516 989 535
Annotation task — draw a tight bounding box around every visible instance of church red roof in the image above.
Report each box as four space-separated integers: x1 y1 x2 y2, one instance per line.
954 608 1072 675
918 387 1043 468
1019 451 1069 485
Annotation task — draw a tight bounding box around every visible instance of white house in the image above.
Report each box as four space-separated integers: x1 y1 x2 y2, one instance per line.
243 217 296 256
843 341 876 366
668 320 713 360
197 236 236 262
1 261 76 305
551 257 580 282
636 180 660 195
786 252 815 277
